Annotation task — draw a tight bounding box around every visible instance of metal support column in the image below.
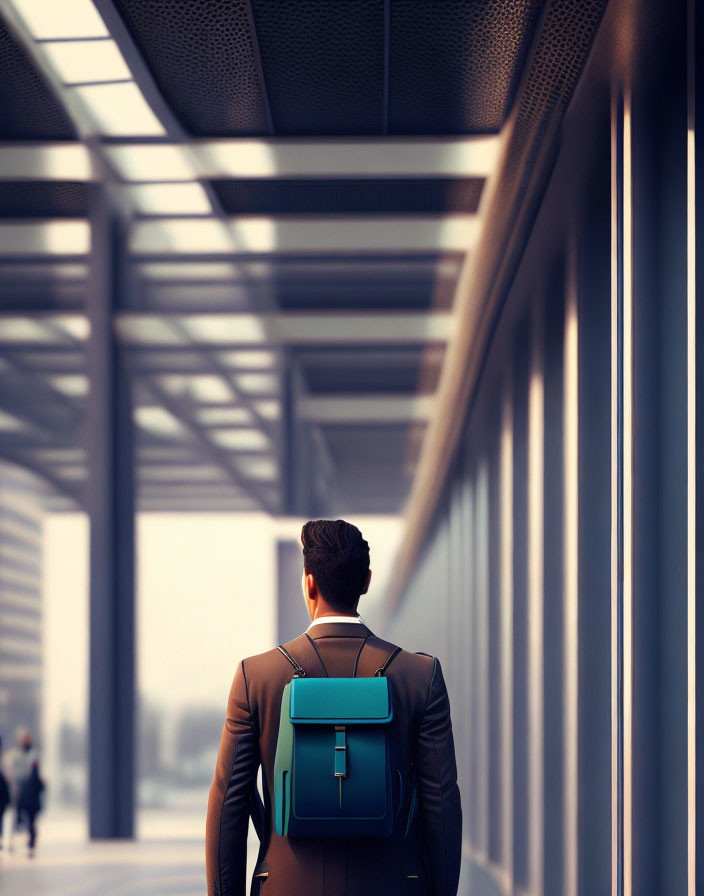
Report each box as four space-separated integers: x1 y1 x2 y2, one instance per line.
86 185 136 839
277 538 309 644
692 0 704 889
281 358 310 516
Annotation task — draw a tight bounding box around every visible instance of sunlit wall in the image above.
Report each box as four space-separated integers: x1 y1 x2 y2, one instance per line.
382 5 692 895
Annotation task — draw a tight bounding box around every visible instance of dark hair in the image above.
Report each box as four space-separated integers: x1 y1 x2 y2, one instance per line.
301 519 370 612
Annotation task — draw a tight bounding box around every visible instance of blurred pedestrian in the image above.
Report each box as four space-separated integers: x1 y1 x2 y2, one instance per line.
17 760 44 858
5 728 38 853
0 736 10 853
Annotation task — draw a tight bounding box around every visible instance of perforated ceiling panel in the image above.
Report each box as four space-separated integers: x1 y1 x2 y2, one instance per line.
0 183 88 218
479 0 609 292
211 178 484 215
512 0 607 153
111 0 546 136
388 0 543 134
0 22 76 139
250 0 384 134
114 0 270 135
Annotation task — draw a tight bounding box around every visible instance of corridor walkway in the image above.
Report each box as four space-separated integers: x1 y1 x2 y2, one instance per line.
0 809 258 896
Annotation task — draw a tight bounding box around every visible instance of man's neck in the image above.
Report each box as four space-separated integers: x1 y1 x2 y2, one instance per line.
311 611 359 620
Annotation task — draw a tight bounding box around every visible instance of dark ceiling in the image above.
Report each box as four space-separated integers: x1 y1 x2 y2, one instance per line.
114 0 542 136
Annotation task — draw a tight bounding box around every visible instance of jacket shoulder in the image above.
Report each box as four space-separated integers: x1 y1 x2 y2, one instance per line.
390 646 436 681
239 645 288 680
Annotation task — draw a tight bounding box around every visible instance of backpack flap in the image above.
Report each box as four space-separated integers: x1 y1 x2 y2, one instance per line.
289 676 393 724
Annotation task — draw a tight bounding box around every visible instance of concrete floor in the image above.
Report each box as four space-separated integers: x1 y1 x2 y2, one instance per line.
0 809 259 896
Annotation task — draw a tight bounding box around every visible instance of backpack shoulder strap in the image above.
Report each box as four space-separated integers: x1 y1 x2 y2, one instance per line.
277 644 306 677
354 635 402 678
277 632 328 678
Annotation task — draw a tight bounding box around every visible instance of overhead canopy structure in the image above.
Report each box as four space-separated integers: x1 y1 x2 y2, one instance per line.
0 0 567 518
0 0 609 838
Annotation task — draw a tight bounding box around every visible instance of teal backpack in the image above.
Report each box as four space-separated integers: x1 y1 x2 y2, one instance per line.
273 636 403 838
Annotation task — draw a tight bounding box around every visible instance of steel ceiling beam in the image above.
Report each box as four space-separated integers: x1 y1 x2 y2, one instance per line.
113 311 452 346
0 389 76 437
129 216 481 255
165 318 277 440
187 136 500 180
139 377 278 515
0 221 90 256
137 498 259 512
297 394 435 423
0 136 500 182
0 448 83 505
0 143 93 181
0 352 84 422
138 450 268 463
130 359 280 376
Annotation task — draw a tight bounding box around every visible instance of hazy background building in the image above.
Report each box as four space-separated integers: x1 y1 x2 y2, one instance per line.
0 461 44 748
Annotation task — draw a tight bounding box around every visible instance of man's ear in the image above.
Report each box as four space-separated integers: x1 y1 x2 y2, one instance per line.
361 568 372 594
302 572 318 601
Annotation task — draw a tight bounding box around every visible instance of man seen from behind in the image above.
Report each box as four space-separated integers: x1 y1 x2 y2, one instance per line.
206 518 462 896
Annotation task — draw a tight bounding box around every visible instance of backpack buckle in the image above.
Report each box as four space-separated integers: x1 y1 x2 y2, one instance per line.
333 726 347 776
334 725 347 810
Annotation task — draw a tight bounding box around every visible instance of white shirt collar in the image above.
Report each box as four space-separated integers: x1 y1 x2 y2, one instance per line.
306 614 364 630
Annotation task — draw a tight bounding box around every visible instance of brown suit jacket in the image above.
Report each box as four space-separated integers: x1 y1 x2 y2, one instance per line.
205 620 462 896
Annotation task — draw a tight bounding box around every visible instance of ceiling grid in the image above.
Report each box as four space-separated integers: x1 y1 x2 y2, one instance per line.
0 0 607 519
